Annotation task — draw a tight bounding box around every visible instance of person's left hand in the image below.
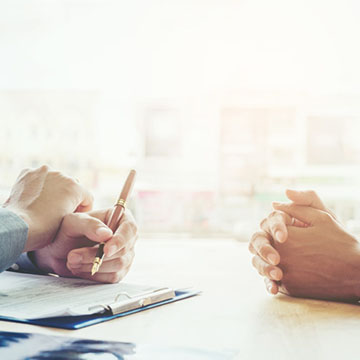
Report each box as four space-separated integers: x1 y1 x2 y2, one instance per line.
266 203 360 301
32 209 138 283
249 189 335 295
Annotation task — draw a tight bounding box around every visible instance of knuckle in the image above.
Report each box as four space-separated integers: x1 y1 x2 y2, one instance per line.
269 210 282 222
84 216 98 228
62 212 79 225
251 256 264 275
286 202 295 210
269 210 285 220
268 210 278 218
109 272 122 284
62 178 81 195
39 164 50 172
125 209 135 221
258 246 271 261
250 231 267 243
67 177 79 188
128 220 138 235
318 211 332 222
264 266 273 278
88 192 95 203
251 256 257 269
259 217 267 228
129 248 135 261
114 257 124 271
114 236 126 248
122 219 138 236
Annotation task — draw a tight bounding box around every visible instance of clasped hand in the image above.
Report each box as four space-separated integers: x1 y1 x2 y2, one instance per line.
249 189 360 301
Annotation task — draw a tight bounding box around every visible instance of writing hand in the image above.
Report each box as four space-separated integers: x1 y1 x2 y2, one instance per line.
32 209 138 283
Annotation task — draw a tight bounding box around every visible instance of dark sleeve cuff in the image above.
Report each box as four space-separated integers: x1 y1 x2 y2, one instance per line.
12 252 46 274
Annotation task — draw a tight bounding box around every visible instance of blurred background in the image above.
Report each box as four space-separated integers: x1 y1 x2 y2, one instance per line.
1 0 360 240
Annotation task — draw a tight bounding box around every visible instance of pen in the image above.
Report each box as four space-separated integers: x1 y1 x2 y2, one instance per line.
91 169 137 276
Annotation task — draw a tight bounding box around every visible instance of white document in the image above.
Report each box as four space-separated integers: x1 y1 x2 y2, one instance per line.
0 271 172 320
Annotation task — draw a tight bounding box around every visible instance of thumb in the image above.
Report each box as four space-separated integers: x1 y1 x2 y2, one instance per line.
272 202 324 226
62 213 113 243
285 189 326 211
285 189 339 222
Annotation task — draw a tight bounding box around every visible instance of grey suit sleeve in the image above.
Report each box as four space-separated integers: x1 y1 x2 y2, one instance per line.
0 208 28 273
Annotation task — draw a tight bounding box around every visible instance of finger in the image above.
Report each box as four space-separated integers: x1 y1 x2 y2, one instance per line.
271 203 326 225
260 211 292 243
285 189 338 220
114 211 137 235
248 241 257 255
62 213 113 243
252 255 283 281
87 209 136 233
67 246 99 266
67 242 131 265
68 249 135 273
285 189 326 210
104 213 138 257
264 278 279 295
75 184 94 212
250 231 280 265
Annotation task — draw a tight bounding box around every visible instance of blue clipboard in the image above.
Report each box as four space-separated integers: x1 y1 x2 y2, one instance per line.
0 290 199 330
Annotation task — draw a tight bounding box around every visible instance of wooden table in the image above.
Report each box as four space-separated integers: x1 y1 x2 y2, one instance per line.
1 239 360 359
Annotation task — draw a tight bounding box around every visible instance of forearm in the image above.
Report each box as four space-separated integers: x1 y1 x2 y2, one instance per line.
0 208 28 273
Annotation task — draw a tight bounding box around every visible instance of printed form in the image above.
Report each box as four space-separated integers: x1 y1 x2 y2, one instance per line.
0 271 161 319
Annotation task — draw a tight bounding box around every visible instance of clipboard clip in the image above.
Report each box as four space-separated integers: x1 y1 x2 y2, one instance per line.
103 288 176 315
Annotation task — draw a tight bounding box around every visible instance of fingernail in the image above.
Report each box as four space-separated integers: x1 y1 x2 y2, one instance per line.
268 254 278 265
270 270 280 280
96 227 113 238
275 230 285 243
69 253 82 264
107 245 117 257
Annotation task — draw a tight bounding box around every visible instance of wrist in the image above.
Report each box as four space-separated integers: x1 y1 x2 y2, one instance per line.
31 247 54 274
5 206 49 252
2 204 33 248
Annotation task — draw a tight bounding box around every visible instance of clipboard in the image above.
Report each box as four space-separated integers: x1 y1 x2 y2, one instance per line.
0 272 200 330
0 289 199 330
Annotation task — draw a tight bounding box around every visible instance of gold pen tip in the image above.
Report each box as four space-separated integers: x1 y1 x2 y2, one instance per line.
91 264 99 276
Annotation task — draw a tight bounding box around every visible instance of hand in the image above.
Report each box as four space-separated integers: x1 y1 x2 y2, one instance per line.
249 190 334 295
267 202 360 301
32 209 138 283
3 166 93 252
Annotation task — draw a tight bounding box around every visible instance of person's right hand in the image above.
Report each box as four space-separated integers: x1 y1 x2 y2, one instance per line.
249 189 337 295
3 165 94 252
32 209 138 283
